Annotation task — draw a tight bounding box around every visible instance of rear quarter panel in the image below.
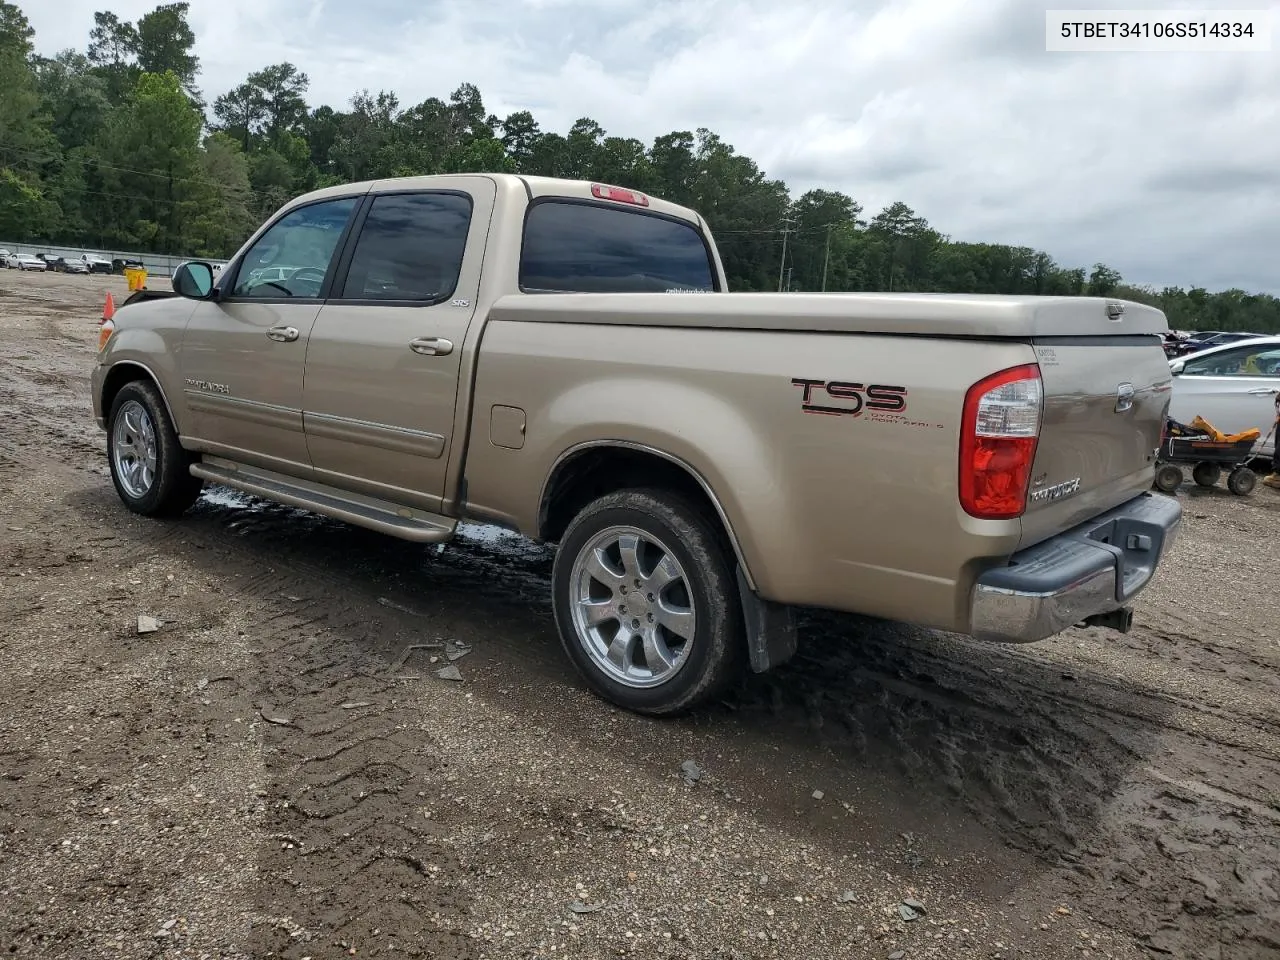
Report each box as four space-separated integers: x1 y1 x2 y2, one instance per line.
463 321 1037 631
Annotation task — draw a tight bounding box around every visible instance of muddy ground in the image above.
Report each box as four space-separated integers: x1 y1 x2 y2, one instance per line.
0 269 1277 960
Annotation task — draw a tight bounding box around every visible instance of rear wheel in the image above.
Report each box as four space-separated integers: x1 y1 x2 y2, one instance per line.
1192 461 1221 487
551 488 743 717
1227 466 1256 496
1153 464 1183 494
107 380 203 517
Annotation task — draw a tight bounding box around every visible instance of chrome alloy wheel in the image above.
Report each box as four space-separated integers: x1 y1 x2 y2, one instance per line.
111 399 158 498
568 525 697 688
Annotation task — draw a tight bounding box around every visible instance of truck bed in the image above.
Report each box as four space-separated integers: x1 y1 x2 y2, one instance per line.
486 291 1168 339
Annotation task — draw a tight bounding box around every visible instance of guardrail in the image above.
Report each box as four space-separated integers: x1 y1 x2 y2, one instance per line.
0 241 227 276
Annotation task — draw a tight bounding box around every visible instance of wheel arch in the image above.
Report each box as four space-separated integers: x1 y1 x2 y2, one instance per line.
537 440 759 593
100 361 180 431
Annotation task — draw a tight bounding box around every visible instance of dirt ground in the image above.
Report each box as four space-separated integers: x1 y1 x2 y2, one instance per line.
0 268 1277 960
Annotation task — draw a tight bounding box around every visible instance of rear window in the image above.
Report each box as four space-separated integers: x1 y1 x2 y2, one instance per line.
519 200 716 294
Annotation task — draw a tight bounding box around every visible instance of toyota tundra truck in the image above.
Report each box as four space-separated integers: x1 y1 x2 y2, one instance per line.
90 174 1181 716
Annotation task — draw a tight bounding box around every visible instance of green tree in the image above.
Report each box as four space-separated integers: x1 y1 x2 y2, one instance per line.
1087 262 1123 296
33 50 110 152
134 3 199 99
94 70 204 251
86 10 139 103
0 167 52 237
500 110 541 170
0 0 34 55
186 131 255 256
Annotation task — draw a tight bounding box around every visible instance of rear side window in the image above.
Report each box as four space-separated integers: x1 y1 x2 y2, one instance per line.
338 192 473 302
519 200 716 293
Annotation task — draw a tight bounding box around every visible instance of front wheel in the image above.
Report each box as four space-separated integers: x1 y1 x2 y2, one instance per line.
551 488 744 717
107 380 204 517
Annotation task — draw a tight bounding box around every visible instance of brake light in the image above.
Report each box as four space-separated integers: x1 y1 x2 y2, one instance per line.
959 363 1042 519
97 318 114 352
590 183 649 207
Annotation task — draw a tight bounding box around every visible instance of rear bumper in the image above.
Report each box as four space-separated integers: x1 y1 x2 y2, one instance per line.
969 492 1182 643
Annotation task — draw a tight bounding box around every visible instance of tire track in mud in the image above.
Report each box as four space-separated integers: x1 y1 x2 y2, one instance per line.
90 477 1280 960
238 599 478 959
751 618 1280 959
0 433 480 955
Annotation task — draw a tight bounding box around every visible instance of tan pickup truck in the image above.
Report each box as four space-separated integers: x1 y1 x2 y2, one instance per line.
91 174 1181 715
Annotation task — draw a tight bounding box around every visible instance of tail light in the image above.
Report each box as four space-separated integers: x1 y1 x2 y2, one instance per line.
959 363 1042 519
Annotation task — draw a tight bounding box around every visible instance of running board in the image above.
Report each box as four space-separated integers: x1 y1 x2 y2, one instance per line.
190 459 458 544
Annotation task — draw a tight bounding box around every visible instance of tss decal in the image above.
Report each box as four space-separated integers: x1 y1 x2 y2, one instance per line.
791 379 908 417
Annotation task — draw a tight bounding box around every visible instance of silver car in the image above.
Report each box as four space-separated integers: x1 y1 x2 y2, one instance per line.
1168 336 1280 458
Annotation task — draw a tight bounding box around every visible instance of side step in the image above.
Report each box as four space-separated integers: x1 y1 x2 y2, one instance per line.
190 458 458 544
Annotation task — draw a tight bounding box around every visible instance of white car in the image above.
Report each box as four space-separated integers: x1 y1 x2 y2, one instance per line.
1168 335 1280 457
78 254 114 274
14 254 47 271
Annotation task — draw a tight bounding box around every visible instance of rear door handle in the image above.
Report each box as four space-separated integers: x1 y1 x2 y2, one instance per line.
409 337 454 356
267 325 299 342
1247 387 1279 395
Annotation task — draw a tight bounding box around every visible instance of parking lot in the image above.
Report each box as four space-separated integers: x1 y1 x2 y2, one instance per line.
1 268 1278 959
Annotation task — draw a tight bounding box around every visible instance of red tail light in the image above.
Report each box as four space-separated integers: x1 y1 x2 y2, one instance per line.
959 363 1043 519
590 183 649 207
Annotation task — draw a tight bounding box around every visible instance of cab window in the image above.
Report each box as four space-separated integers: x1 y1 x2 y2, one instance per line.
231 197 358 299
337 192 473 302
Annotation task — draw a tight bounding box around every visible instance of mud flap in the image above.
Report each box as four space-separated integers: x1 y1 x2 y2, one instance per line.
736 565 798 673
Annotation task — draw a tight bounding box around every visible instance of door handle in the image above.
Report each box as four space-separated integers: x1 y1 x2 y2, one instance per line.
267 325 299 342
409 337 454 356
1247 387 1279 395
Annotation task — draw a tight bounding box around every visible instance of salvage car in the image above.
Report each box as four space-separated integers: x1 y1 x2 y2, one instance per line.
1168 336 1280 459
75 253 114 274
90 174 1182 715
14 254 47 271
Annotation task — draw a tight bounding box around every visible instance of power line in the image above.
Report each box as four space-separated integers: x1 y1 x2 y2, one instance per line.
777 215 796 292
1 145 234 192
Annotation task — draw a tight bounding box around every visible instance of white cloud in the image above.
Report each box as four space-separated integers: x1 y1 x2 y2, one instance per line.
21 0 1280 293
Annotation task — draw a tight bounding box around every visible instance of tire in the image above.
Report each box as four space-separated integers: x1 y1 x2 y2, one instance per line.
106 380 203 517
1227 466 1256 496
1153 464 1183 494
1192 461 1221 487
551 487 744 717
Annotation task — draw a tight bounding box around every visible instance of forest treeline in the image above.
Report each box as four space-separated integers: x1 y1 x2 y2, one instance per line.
1 2 1275 333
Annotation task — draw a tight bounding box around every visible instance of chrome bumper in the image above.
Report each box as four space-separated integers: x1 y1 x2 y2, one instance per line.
969 492 1182 643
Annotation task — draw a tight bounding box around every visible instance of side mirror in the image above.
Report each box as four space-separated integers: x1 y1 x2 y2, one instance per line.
172 261 215 300
1169 360 1185 376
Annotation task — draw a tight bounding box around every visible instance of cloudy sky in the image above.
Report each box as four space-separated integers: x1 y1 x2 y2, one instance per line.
22 0 1280 294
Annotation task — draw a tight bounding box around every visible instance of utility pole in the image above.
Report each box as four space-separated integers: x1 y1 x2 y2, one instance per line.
821 223 832 292
786 266 793 292
777 216 796 292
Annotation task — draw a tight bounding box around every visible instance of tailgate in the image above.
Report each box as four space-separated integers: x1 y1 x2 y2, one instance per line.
1019 334 1172 549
